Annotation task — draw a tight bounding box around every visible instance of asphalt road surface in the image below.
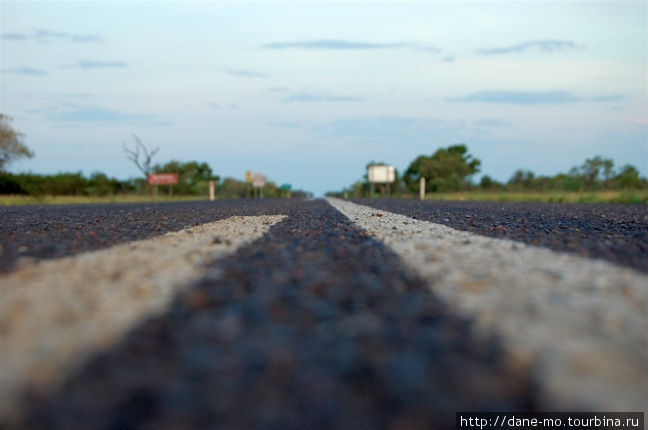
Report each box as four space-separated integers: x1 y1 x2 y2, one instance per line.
0 198 646 429
352 198 648 274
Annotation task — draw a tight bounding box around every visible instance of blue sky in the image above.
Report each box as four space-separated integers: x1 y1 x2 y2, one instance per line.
1 1 646 196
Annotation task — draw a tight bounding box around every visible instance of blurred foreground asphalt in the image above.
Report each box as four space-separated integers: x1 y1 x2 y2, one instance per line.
0 198 645 429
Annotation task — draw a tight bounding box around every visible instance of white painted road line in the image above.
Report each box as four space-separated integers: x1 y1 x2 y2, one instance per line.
0 215 286 419
327 198 647 411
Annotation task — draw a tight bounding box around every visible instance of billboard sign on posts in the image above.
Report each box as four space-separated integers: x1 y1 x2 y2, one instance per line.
148 173 178 185
252 172 265 188
368 165 395 183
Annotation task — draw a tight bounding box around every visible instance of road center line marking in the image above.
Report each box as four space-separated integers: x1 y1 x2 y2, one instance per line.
326 198 647 410
0 214 286 419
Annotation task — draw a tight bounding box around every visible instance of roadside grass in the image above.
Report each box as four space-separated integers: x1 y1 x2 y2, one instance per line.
0 194 208 206
422 190 648 204
2 190 648 206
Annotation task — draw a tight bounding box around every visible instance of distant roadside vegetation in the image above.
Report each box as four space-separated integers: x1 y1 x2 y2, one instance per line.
0 118 310 204
0 159 311 205
0 162 311 203
326 144 648 204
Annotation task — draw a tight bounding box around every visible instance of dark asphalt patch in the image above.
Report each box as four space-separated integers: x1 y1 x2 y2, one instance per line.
15 200 536 430
0 200 305 274
353 199 648 273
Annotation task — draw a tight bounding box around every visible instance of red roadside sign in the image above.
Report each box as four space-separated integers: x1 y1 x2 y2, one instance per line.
148 173 178 185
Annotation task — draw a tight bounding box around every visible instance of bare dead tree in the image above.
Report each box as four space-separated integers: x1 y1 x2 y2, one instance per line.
123 135 159 179
1 113 34 170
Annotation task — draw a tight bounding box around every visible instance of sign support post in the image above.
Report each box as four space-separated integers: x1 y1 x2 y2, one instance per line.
148 174 179 199
367 165 395 199
245 171 252 198
251 172 265 199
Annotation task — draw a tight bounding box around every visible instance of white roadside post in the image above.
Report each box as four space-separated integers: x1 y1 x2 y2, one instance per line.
209 180 215 201
420 177 425 200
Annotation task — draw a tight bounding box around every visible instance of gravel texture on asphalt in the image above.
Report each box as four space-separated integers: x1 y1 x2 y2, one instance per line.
0 215 286 423
10 199 535 430
352 199 648 273
328 198 647 411
0 200 302 274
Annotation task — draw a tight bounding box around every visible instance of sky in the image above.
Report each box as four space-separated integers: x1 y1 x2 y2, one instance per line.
1 1 646 196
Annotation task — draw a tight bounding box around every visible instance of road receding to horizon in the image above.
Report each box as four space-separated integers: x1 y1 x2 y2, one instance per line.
0 214 286 422
352 198 648 273
0 200 300 274
328 197 646 411
0 198 645 429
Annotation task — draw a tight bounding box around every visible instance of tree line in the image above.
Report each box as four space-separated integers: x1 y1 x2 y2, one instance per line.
0 114 310 199
327 144 647 197
0 162 310 199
